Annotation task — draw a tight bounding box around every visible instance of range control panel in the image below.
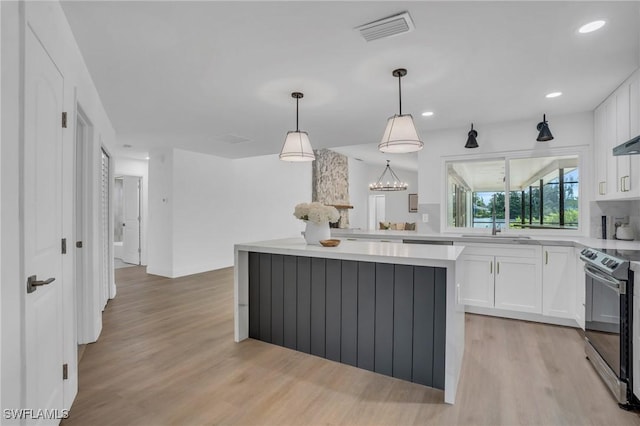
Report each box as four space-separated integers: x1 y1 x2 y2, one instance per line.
580 248 629 280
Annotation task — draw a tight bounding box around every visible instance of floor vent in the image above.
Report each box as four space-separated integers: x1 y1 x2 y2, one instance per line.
355 12 415 42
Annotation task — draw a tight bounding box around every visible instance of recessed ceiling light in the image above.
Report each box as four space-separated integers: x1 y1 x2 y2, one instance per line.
145 156 150 160
546 92 562 98
421 111 434 117
578 20 605 34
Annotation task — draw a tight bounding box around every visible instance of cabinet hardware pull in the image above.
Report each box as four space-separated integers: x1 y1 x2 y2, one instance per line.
599 181 606 195
545 251 548 265
490 262 493 274
620 177 624 192
497 262 500 274
624 176 630 192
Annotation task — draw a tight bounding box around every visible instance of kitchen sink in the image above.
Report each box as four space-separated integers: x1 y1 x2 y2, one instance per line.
461 234 531 239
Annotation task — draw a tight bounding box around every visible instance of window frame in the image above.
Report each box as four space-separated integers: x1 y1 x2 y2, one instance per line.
441 147 588 236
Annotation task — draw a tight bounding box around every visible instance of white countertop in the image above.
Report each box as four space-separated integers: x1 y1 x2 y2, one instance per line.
235 237 465 267
331 229 640 250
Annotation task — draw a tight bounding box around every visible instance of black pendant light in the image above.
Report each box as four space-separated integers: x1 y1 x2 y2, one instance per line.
465 123 479 148
536 114 554 142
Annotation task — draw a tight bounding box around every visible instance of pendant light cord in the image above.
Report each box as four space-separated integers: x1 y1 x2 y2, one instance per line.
398 74 402 115
296 97 299 131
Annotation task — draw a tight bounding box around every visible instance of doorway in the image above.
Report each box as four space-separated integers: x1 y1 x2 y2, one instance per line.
114 175 141 268
368 194 386 230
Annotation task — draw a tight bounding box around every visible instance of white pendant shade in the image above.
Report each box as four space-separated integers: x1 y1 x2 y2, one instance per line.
378 114 424 153
279 131 315 162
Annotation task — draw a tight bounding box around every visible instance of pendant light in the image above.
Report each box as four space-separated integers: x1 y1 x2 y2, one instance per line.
465 123 479 148
378 68 424 154
279 92 315 161
369 160 408 191
536 114 554 142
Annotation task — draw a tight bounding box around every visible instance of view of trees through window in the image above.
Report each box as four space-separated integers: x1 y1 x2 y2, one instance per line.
447 155 579 230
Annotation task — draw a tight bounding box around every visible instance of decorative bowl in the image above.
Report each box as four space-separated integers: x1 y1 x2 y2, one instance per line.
320 239 341 247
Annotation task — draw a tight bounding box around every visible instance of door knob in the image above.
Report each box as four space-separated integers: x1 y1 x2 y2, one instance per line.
27 275 55 294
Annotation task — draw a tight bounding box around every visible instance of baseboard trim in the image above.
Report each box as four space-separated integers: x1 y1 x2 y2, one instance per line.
465 305 580 328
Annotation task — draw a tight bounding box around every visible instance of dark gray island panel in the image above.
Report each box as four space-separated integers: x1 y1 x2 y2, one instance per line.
357 262 375 372
247 253 447 389
341 260 358 367
296 256 311 353
283 255 297 350
375 263 394 377
310 257 326 357
270 254 284 346
325 259 342 362
393 264 414 382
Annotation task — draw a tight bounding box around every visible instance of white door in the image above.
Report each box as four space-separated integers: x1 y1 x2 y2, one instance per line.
368 194 385 230
459 254 495 308
24 27 65 421
494 256 542 314
122 176 140 265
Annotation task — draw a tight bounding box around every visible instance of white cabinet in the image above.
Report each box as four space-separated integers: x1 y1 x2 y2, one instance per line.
459 254 494 308
458 243 542 314
593 69 640 200
541 246 576 319
495 255 542 314
574 247 586 330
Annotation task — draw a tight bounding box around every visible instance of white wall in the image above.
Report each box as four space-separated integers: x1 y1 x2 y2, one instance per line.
114 157 149 265
172 149 237 276
348 160 419 230
147 149 311 278
417 111 594 233
147 149 174 277
1 0 117 413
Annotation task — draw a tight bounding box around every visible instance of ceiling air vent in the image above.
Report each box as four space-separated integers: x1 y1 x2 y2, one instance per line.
355 12 415 42
217 134 251 145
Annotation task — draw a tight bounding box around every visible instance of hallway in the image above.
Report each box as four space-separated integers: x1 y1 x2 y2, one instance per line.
62 266 640 426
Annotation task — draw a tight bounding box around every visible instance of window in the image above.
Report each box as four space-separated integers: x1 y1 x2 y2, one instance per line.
446 155 579 231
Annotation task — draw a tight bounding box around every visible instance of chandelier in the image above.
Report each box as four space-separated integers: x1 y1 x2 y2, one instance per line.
369 160 408 191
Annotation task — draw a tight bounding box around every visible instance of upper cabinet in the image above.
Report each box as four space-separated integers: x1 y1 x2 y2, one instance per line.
593 69 640 200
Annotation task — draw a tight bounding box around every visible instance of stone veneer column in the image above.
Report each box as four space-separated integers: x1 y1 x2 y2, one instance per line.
312 149 350 227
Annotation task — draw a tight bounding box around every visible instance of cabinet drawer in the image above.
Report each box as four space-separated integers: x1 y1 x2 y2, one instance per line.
457 242 541 259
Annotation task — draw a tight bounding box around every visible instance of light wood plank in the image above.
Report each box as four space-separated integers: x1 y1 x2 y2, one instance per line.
62 266 640 426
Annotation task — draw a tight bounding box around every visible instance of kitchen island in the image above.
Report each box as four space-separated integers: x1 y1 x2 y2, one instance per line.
234 238 465 404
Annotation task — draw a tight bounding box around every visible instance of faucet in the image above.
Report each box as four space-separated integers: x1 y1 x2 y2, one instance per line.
491 194 501 236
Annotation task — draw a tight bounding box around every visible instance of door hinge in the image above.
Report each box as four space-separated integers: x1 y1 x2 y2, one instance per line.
62 363 68 380
62 112 68 128
61 238 67 254
76 241 83 248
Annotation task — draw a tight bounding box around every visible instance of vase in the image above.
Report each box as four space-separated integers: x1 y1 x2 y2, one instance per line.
304 221 330 245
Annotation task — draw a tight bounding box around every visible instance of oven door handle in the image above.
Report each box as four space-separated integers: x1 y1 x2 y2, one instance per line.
584 265 626 295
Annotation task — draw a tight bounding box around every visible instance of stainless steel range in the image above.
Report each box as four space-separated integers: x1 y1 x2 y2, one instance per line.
580 247 637 408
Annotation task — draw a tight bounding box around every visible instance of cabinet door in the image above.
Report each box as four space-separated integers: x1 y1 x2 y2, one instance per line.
605 96 618 197
594 103 609 199
494 256 542 314
542 246 576 319
627 73 640 197
574 248 586 330
616 83 632 197
459 254 494 308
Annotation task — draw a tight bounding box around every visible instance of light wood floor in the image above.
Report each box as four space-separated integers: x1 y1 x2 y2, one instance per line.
62 266 640 426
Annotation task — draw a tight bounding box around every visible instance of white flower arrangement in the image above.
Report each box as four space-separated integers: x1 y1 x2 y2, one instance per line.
294 202 340 225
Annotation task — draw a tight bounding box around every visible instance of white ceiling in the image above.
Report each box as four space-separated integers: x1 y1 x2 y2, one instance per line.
60 1 640 168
